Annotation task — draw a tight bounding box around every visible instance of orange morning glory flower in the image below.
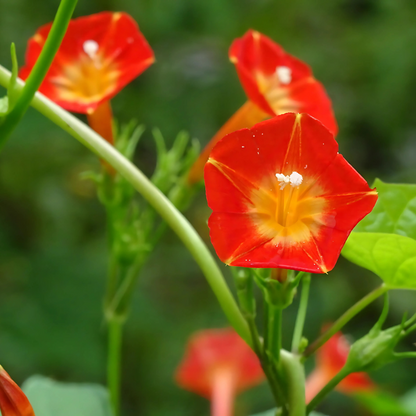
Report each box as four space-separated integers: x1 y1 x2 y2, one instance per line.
204 113 377 273
20 12 154 145
0 366 35 416
175 328 264 416
188 29 337 184
305 332 375 403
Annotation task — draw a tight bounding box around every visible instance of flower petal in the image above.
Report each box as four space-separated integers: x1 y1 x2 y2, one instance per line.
205 113 377 273
229 30 337 136
20 12 154 113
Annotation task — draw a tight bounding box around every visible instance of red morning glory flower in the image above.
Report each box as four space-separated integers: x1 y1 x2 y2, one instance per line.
305 331 375 403
0 366 35 416
204 113 377 273
189 29 337 184
20 12 154 145
175 328 264 416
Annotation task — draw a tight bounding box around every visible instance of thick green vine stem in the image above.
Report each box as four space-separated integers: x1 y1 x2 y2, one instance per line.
304 284 388 358
0 66 252 346
0 0 78 149
280 350 305 416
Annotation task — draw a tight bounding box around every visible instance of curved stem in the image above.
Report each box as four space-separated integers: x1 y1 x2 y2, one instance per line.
0 0 78 149
0 66 251 346
306 366 351 415
246 316 286 409
291 274 311 353
304 284 388 358
107 318 123 416
280 350 305 416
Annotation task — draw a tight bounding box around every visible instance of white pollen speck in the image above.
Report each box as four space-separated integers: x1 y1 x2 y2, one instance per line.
83 40 99 58
257 151 259 155
289 171 303 187
276 173 290 190
304 164 308 169
241 146 245 148
253 134 255 137
276 66 292 84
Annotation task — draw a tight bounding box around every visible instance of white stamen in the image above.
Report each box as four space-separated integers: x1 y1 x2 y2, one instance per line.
276 171 303 190
289 171 303 187
83 40 99 58
276 66 292 84
276 173 290 190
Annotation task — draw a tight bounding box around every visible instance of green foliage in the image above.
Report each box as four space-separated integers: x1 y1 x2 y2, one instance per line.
355 391 412 416
0 44 18 121
355 179 416 240
250 410 327 416
22 376 112 416
342 232 416 289
401 386 416 415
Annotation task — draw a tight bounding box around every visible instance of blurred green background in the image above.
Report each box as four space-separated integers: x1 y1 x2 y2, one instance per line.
1 0 416 415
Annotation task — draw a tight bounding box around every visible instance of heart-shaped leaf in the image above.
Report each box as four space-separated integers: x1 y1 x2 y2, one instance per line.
355 179 416 240
22 375 112 416
342 232 416 289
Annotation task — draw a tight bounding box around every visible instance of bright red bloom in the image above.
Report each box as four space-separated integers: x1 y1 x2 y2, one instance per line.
175 328 264 416
19 11 154 114
188 30 337 184
0 366 35 416
305 332 375 403
205 113 377 273
229 30 337 136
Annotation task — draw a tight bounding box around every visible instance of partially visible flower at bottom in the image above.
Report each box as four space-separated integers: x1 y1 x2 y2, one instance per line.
175 328 264 416
305 332 375 403
0 366 35 416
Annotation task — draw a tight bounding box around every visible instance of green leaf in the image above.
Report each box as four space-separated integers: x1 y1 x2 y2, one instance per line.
354 391 412 416
342 232 416 289
355 179 416 240
22 375 113 416
401 386 416 415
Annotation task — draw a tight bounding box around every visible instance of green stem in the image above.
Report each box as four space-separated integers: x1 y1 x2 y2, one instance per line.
280 350 305 416
304 284 388 358
108 318 123 416
306 366 351 414
0 0 78 149
246 316 287 413
291 274 311 353
269 307 282 363
0 67 252 346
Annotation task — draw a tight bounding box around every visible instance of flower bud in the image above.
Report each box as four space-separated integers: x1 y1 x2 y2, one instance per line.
345 297 416 373
0 366 35 416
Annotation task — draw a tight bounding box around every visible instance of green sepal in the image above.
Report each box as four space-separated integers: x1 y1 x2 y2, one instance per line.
231 267 256 319
253 269 304 309
346 295 416 372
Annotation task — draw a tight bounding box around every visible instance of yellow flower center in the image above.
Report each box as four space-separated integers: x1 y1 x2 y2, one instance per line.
248 173 327 246
50 47 120 110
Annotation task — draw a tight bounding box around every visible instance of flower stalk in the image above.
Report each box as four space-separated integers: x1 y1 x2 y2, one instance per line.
0 66 251 346
304 284 388 358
